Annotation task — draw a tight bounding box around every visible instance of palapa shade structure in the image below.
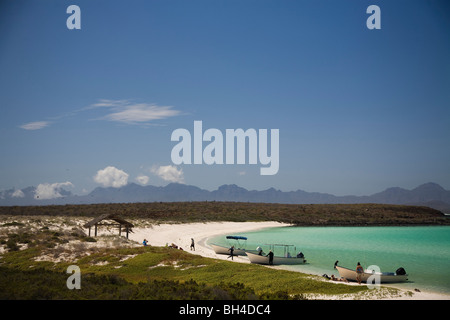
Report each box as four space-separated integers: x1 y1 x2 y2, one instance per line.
83 214 134 239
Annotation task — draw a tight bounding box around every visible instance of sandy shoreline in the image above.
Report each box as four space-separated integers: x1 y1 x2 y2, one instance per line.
128 221 450 300
130 221 289 262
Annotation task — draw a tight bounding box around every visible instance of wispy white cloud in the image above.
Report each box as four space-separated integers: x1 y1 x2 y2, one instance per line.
34 182 73 200
89 99 130 108
19 99 182 130
151 165 184 183
94 166 129 188
19 121 51 130
93 100 181 125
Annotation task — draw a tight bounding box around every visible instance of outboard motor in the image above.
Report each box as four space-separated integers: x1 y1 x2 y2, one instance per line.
396 267 406 275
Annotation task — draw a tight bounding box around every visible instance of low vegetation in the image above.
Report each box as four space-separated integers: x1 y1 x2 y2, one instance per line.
1 202 448 225
0 265 297 300
0 244 369 300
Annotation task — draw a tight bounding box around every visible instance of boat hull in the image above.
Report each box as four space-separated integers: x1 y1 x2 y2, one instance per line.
246 252 306 265
335 266 408 283
210 243 250 256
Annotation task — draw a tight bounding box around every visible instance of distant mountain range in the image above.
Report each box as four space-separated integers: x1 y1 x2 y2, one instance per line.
1 182 450 213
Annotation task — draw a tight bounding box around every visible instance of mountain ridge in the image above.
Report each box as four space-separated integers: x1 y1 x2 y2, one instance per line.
1 182 450 213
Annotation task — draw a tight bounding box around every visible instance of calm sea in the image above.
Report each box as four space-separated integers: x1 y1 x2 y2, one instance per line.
208 226 450 294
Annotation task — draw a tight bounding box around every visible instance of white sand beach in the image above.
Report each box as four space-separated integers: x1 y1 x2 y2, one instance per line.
129 221 289 262
128 221 450 300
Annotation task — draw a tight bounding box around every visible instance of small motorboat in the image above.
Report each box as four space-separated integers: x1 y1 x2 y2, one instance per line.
335 265 408 283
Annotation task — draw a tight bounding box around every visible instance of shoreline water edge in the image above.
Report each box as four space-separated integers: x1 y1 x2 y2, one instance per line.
129 221 450 300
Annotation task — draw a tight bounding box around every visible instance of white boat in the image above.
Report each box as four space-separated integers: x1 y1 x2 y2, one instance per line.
246 244 307 265
210 243 248 256
335 265 408 283
210 236 256 256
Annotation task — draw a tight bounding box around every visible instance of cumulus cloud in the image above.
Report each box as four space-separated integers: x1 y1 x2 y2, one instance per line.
151 165 184 183
94 166 129 188
20 121 51 130
34 182 73 200
12 189 25 198
135 175 150 185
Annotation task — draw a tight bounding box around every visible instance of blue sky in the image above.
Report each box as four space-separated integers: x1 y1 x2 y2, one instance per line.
0 0 449 197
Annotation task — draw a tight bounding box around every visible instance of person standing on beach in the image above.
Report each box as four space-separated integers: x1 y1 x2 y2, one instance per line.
190 238 195 251
228 246 235 260
267 250 274 265
356 262 364 284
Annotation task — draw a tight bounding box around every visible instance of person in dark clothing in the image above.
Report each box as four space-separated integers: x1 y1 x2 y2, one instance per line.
267 250 274 265
227 246 235 260
190 238 195 251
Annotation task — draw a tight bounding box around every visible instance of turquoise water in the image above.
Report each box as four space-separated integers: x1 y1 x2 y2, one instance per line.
208 226 450 294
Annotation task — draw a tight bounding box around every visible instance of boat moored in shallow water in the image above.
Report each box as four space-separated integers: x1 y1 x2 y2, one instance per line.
335 265 408 283
210 236 259 256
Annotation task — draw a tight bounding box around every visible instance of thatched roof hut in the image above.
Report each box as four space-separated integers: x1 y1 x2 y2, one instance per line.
83 214 134 239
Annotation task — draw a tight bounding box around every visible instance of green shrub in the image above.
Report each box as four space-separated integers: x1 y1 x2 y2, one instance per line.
6 238 20 251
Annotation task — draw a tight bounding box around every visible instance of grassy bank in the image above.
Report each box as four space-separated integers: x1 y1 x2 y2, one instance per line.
0 245 369 300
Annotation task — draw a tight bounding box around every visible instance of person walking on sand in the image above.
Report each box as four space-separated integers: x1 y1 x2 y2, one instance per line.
356 262 364 284
228 246 235 260
190 238 195 251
